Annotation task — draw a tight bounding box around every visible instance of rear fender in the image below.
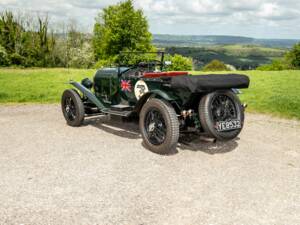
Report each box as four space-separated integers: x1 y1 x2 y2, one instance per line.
134 90 176 113
149 90 175 101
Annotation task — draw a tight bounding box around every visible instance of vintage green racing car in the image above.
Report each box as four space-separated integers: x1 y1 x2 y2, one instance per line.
61 52 250 154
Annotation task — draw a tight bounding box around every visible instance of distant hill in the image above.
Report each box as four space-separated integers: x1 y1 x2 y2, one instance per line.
153 34 299 48
165 45 286 70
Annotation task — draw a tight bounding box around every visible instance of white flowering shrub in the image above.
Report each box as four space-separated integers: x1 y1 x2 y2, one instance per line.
68 42 95 69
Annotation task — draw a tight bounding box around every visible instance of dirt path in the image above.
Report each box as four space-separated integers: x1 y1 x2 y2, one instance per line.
0 105 299 225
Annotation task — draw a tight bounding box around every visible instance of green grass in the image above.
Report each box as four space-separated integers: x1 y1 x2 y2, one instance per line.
0 68 300 120
0 68 95 103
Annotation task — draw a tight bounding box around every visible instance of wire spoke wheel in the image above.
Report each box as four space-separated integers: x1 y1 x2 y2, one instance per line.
145 108 167 145
61 89 85 127
211 94 237 124
65 97 77 121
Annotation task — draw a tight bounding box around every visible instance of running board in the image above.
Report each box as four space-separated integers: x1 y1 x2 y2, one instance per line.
85 113 105 118
106 109 133 117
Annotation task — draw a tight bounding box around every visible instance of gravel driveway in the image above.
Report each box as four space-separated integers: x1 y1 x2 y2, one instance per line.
0 105 299 225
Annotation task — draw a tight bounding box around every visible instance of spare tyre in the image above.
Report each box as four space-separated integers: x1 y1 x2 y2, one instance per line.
198 90 244 140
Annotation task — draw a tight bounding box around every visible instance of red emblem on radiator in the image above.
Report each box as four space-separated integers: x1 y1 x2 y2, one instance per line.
121 80 132 92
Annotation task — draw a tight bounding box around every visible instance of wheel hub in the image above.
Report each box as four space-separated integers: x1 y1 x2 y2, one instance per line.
148 122 155 132
211 95 237 122
64 97 76 121
65 105 70 113
144 108 167 145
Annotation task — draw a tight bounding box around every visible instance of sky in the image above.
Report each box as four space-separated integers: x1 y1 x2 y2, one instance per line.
0 0 299 39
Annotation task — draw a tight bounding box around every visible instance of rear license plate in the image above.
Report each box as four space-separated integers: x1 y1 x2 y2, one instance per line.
216 120 241 132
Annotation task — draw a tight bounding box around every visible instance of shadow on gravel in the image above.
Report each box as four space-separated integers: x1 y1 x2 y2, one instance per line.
84 116 238 155
178 134 238 155
84 116 140 139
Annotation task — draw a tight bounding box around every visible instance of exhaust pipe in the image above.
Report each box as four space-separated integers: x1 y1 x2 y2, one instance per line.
200 136 216 143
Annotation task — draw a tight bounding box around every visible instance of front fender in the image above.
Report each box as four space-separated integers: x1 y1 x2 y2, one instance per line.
69 81 107 111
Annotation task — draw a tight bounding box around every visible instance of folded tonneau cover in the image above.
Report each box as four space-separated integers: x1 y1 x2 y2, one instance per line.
170 74 250 92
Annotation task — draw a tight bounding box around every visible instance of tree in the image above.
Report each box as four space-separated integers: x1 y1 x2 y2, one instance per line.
93 0 153 62
37 16 50 67
67 19 84 49
0 11 59 67
203 59 229 71
166 54 193 71
285 42 300 69
0 45 10 66
0 11 23 54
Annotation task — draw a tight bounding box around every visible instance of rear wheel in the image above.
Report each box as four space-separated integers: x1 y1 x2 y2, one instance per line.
199 90 244 140
61 89 85 127
139 98 179 154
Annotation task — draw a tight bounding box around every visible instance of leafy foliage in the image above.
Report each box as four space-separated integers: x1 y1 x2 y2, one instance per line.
0 11 56 67
93 57 116 69
10 53 25 65
93 0 153 64
203 59 229 71
257 42 300 71
256 59 288 71
0 11 94 68
165 54 193 71
0 4 159 69
0 45 9 65
285 42 300 69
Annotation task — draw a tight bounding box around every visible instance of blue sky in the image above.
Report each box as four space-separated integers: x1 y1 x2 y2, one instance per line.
0 0 299 39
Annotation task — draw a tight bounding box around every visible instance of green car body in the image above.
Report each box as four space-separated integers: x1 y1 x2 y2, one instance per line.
93 67 182 109
72 67 194 115
62 54 250 154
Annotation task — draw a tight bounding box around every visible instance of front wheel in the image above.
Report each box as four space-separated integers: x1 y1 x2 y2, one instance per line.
61 89 85 127
199 90 244 140
139 98 179 154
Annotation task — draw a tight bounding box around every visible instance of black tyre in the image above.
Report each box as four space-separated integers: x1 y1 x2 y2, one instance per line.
139 98 179 154
199 90 244 141
61 89 85 127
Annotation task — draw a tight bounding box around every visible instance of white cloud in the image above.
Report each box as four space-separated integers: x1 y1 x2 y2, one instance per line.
257 2 299 20
0 0 299 38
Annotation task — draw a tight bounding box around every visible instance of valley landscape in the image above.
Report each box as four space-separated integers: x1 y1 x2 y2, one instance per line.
153 34 298 70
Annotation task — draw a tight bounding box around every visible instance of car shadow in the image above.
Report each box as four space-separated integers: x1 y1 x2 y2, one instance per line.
178 134 238 155
84 116 238 155
84 116 141 139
